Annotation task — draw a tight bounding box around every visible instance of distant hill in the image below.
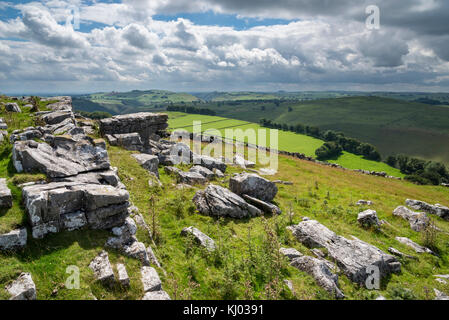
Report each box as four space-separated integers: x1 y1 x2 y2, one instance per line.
73 89 200 115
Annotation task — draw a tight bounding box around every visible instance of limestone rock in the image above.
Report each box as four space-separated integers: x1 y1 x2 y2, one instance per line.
393 206 429 232
146 246 162 268
60 211 87 231
290 255 345 299
5 102 21 113
356 200 373 206
357 209 380 228
405 199 449 221
229 173 277 202
169 143 192 165
89 251 115 285
5 273 36 300
142 290 171 300
388 247 418 260
288 220 401 284
165 166 207 185
141 266 162 292
0 228 27 251
280 247 303 261
395 236 436 255
242 194 282 215
181 226 216 252
193 184 262 218
116 263 130 287
0 178 13 208
132 153 159 178
189 165 215 180
434 289 449 300
192 154 227 173
109 133 143 151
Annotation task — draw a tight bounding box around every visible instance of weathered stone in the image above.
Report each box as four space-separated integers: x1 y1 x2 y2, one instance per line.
41 111 73 125
0 228 27 251
13 137 110 178
288 220 401 284
395 236 436 255
356 200 373 206
9 128 43 143
142 290 171 300
132 154 159 177
5 102 21 113
193 184 262 218
146 246 162 268
242 194 281 215
192 154 227 173
60 211 87 231
357 209 380 228
189 165 215 180
280 247 303 260
169 143 192 165
405 199 449 221
141 266 162 292
181 226 216 252
0 178 13 208
89 251 115 285
393 206 429 232
434 289 449 300
165 166 207 185
116 263 130 287
229 173 277 202
5 273 36 300
290 255 345 299
213 168 225 178
123 241 150 265
388 247 418 260
233 154 255 169
111 133 143 151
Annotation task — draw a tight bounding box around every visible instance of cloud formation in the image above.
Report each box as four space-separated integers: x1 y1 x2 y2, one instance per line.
0 0 448 93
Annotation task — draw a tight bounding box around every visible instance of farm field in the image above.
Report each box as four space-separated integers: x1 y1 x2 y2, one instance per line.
167 112 404 177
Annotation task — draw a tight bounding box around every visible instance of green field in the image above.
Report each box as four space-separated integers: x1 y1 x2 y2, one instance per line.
168 112 404 177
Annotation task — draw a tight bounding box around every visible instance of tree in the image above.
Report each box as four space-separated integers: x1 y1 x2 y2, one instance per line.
315 142 343 160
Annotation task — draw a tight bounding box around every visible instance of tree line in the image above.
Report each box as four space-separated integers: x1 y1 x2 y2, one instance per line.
166 105 216 115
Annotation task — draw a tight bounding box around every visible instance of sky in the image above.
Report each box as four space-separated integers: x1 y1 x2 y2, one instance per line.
0 0 449 94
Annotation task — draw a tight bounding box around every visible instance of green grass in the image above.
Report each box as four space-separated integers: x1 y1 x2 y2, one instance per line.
167 112 403 177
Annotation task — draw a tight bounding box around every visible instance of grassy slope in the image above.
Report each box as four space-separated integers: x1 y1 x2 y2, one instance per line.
167 112 404 177
2 108 449 300
199 96 449 165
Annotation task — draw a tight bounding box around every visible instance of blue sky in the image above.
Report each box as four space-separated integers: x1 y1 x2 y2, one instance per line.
0 0 449 94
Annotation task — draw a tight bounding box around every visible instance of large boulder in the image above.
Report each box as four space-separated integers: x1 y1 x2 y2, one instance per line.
181 226 216 252
288 220 401 284
405 199 449 221
0 178 13 208
393 206 430 232
5 102 21 113
22 182 129 238
229 173 277 202
132 154 159 178
193 184 262 218
5 273 36 300
0 228 27 251
13 137 110 178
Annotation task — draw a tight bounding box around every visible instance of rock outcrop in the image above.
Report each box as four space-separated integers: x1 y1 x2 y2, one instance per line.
106 133 144 151
288 220 401 284
0 178 12 208
22 182 130 238
5 273 36 300
181 226 216 252
229 173 277 202
405 199 449 221
0 228 27 251
393 206 429 232
193 184 262 218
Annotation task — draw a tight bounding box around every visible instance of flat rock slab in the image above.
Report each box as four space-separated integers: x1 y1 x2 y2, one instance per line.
0 228 27 251
291 255 345 299
193 184 262 219
395 236 436 255
132 153 159 177
406 199 449 221
288 220 401 284
13 137 110 178
230 173 277 202
0 178 13 208
242 194 281 215
181 226 216 252
142 290 171 300
393 206 429 232
141 266 162 292
89 251 115 285
5 273 36 300
99 112 168 136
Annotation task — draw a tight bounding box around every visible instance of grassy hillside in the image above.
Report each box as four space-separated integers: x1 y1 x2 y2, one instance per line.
73 90 200 115
189 96 449 165
167 112 404 177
